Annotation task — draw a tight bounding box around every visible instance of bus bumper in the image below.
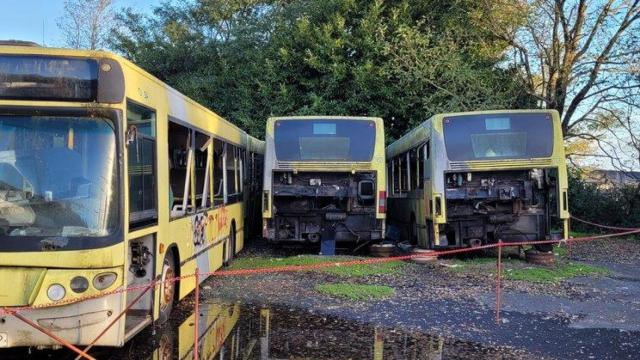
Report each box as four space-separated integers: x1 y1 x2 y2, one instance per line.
0 292 124 348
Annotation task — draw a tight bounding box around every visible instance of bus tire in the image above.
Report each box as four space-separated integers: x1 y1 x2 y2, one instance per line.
159 251 177 324
534 243 553 253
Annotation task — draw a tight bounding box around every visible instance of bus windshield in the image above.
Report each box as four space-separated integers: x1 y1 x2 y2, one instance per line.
0 115 118 237
443 113 554 161
274 119 376 161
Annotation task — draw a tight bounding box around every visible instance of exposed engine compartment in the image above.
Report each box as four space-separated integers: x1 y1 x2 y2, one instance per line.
267 171 382 243
443 169 560 247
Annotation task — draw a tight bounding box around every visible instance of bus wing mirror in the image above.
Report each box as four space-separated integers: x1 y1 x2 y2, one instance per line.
97 59 125 104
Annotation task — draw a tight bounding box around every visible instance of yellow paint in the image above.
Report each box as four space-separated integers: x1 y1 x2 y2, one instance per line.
30 267 124 307
386 109 570 247
262 116 387 221
373 327 384 360
0 45 263 347
0 268 46 306
160 303 240 360
0 243 125 268
67 127 74 150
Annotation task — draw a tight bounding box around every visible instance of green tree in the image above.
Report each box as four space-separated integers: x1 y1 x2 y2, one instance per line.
111 0 532 140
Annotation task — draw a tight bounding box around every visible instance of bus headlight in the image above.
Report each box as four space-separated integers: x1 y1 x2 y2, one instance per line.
70 276 89 293
47 284 66 301
93 272 117 290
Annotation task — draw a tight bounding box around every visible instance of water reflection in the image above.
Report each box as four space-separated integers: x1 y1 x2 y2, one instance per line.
120 301 512 360
1 301 520 359
150 303 241 360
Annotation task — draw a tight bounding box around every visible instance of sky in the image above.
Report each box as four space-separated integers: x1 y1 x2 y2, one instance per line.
0 0 161 47
0 0 635 171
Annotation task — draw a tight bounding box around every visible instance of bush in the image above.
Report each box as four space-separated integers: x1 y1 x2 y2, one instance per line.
568 169 640 232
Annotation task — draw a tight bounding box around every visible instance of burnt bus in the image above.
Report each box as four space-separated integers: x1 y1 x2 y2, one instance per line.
262 116 386 245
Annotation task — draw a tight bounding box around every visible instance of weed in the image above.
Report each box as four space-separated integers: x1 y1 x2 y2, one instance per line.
323 261 405 277
445 256 609 283
504 262 609 283
553 245 569 257
229 255 405 277
315 283 395 300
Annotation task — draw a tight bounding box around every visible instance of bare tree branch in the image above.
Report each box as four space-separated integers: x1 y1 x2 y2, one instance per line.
57 0 115 49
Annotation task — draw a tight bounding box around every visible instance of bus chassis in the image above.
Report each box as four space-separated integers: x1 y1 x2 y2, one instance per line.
439 168 561 250
265 171 383 244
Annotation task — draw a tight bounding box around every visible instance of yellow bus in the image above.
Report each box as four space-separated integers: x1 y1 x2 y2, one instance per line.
0 43 263 349
386 110 569 251
262 116 386 247
152 303 241 360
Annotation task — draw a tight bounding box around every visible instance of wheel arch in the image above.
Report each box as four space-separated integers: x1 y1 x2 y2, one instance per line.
164 243 181 299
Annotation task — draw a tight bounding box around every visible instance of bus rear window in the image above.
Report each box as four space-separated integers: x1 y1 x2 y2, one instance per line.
443 113 554 161
274 119 376 161
0 55 98 101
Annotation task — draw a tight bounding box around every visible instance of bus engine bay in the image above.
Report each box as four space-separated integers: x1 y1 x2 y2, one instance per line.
265 171 384 244
442 168 562 250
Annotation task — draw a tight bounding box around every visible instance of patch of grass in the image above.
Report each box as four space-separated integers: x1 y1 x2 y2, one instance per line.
553 244 569 257
570 230 595 238
315 283 395 300
448 256 520 272
504 262 610 283
445 255 609 283
229 255 405 277
228 255 344 270
323 261 405 277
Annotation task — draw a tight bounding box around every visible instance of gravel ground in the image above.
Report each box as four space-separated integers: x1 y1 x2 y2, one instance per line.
198 238 640 359
568 236 640 264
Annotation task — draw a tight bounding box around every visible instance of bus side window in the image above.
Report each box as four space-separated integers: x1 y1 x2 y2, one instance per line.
417 145 425 189
386 161 393 194
410 148 418 190
392 158 399 194
194 131 212 210
127 101 157 229
226 143 239 204
213 139 224 206
424 141 431 180
399 154 409 192
239 148 245 193
168 121 193 218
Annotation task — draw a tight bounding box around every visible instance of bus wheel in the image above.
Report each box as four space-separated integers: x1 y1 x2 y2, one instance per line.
534 243 554 253
159 251 177 324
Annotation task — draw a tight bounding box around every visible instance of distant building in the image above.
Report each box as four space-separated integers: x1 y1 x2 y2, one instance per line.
583 169 640 188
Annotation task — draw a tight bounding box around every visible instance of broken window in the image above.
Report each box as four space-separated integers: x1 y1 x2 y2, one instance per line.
169 121 193 218
195 131 212 209
127 101 157 229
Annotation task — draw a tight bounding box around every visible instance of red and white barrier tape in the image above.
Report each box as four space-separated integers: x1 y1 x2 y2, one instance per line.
2 218 638 316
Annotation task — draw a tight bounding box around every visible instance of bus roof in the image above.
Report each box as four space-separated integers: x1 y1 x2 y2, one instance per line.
0 45 263 148
386 109 559 159
268 116 383 124
245 134 265 154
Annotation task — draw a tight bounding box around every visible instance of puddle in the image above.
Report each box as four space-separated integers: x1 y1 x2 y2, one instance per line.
2 300 533 360
105 301 531 359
